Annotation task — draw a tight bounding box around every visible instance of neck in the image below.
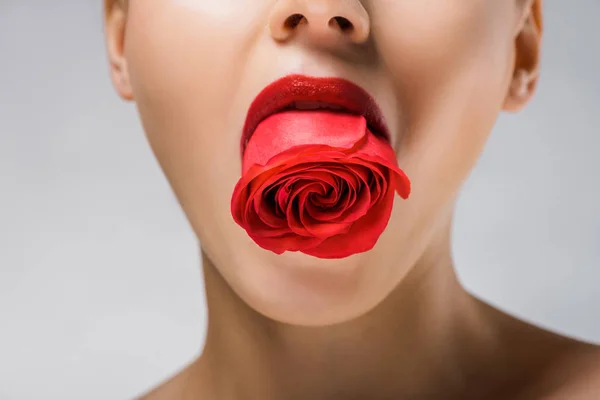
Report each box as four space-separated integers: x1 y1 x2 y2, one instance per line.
196 217 478 399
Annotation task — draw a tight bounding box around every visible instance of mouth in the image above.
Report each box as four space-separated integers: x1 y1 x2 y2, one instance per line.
241 75 390 155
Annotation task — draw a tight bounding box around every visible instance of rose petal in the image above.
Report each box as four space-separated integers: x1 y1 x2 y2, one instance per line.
243 111 368 173
253 185 286 228
249 232 325 254
297 187 353 238
347 160 387 205
346 131 411 199
324 165 374 223
285 181 321 237
304 185 397 259
243 200 292 237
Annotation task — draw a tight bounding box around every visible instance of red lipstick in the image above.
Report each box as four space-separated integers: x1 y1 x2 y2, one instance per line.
241 75 389 155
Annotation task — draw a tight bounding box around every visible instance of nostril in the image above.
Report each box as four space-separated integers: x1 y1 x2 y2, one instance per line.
330 16 354 32
284 13 306 29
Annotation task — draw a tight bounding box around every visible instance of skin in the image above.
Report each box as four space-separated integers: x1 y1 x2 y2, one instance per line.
104 0 600 398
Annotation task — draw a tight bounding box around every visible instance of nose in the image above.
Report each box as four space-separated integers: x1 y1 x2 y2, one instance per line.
269 0 370 45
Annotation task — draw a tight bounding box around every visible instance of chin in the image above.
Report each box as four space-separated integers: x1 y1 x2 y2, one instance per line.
227 245 394 326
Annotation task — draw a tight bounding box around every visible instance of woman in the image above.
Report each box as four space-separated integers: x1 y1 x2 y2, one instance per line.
103 0 599 398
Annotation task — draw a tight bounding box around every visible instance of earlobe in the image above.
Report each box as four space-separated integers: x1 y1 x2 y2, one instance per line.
503 0 543 112
104 0 133 101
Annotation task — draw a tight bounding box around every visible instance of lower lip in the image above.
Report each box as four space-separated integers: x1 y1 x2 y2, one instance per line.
241 75 388 155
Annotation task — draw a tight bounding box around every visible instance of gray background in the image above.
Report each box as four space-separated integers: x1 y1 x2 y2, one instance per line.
0 1 598 399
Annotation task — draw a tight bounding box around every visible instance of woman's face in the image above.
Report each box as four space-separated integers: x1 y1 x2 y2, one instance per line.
106 0 540 326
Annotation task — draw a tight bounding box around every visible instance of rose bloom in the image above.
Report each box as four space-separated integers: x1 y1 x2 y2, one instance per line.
231 111 410 259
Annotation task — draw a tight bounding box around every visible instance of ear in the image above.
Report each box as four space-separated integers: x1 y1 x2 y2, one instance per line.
104 0 133 101
503 0 543 112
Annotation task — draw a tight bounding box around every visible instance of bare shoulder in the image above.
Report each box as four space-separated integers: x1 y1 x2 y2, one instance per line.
516 341 600 399
136 359 202 400
470 297 600 399
137 370 188 400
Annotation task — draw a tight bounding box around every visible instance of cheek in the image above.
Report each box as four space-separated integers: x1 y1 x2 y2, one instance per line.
123 1 271 239
373 1 515 204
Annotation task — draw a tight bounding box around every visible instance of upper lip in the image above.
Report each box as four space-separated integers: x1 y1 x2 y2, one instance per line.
241 75 389 154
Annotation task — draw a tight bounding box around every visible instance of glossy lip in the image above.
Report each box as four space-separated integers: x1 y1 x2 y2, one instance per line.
241 75 390 155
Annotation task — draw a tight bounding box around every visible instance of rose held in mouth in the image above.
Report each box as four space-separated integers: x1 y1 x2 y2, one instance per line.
231 110 411 259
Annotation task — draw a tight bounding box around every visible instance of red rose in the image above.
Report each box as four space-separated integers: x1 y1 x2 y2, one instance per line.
231 111 410 259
